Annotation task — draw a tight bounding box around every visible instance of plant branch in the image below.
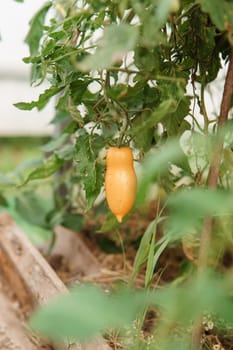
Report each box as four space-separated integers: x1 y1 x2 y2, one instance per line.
199 48 233 269
192 48 233 349
207 61 233 188
200 81 209 133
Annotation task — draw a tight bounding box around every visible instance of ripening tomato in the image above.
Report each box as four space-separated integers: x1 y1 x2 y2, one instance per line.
105 147 137 223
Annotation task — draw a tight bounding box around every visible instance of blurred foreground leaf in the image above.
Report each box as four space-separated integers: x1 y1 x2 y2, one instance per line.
25 1 52 56
30 271 233 344
19 155 63 187
137 139 185 203
166 188 233 239
79 24 138 71
30 285 143 342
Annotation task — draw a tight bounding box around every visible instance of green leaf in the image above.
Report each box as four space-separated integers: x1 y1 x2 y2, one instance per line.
25 2 52 56
40 134 68 153
149 271 233 327
55 144 75 161
131 112 155 152
8 158 43 179
156 0 176 26
151 238 169 273
30 272 233 343
131 217 167 286
62 213 84 231
99 212 119 233
163 97 191 136
85 162 104 210
50 111 71 125
70 79 90 105
0 194 8 207
132 219 157 279
15 192 52 229
30 285 143 342
14 86 62 111
56 93 84 127
0 173 16 188
20 155 63 187
75 133 105 209
7 207 52 245
197 0 233 31
79 24 139 71
166 188 233 239
144 221 168 287
130 99 177 136
137 139 185 203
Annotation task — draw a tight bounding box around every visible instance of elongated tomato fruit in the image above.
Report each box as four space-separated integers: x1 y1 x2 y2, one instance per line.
105 147 137 223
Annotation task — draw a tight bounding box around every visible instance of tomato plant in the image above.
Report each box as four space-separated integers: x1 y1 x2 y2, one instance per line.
2 0 233 349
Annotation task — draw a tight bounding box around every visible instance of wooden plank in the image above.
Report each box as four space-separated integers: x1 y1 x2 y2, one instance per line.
0 212 67 308
0 291 40 350
0 212 110 350
52 225 100 276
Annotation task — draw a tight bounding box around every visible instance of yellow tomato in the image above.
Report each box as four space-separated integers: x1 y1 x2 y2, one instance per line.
105 147 137 222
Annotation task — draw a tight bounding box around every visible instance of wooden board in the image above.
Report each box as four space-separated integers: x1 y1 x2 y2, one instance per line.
0 212 110 350
0 292 39 350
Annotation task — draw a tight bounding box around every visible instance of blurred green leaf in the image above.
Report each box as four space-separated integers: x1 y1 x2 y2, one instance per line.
40 134 68 153
30 285 143 342
0 173 16 188
50 111 71 125
149 271 233 326
10 158 43 178
25 2 52 56
163 97 191 136
14 86 62 111
62 213 84 231
30 272 233 343
197 0 233 31
10 210 52 245
156 0 176 26
137 139 185 203
79 24 139 71
5 198 52 245
99 211 119 233
130 99 177 135
55 144 75 161
166 188 233 239
158 338 192 350
15 192 52 229
20 155 63 187
0 194 8 207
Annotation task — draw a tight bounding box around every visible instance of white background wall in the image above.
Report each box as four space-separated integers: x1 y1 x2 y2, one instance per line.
0 0 54 136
